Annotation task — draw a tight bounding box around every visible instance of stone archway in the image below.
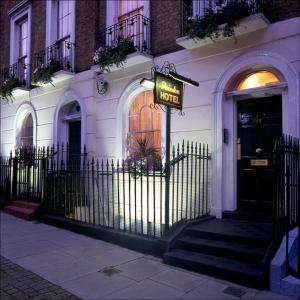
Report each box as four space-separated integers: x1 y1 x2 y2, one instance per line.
211 51 299 217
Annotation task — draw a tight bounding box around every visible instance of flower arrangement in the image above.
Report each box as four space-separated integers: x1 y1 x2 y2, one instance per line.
0 77 20 102
93 37 136 73
32 60 61 86
186 0 256 41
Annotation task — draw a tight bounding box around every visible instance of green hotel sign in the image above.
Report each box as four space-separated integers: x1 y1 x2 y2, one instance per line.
154 72 183 110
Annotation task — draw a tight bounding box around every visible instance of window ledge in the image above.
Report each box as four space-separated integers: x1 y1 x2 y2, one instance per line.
12 86 30 98
31 70 74 87
176 13 269 50
91 52 153 74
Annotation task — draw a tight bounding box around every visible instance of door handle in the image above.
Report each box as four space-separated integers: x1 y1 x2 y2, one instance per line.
237 138 241 160
256 148 262 154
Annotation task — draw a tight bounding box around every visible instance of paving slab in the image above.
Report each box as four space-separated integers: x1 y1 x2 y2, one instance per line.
103 278 185 299
0 212 297 300
149 268 208 292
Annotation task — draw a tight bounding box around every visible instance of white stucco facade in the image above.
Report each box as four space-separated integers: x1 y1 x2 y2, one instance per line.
1 16 299 217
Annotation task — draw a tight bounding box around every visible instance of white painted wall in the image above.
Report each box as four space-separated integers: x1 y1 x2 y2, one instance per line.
1 17 299 215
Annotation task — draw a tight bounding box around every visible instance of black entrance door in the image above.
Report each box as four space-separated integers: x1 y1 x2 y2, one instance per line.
237 96 282 212
68 121 81 163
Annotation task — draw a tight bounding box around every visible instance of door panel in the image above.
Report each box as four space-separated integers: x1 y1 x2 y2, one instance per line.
68 121 81 163
237 96 282 212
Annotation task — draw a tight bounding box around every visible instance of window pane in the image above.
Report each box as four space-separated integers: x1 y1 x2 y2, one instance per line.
140 106 152 131
129 115 139 132
129 93 144 115
21 21 28 38
20 114 33 148
152 111 162 131
237 71 280 90
119 0 143 16
21 38 27 56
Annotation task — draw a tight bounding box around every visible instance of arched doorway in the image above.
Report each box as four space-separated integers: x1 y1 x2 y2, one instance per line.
211 51 300 217
57 101 82 160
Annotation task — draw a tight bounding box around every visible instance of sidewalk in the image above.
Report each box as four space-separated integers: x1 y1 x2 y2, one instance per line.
0 212 295 300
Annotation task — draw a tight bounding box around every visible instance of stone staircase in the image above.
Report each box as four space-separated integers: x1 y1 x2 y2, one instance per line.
163 212 273 289
3 201 40 220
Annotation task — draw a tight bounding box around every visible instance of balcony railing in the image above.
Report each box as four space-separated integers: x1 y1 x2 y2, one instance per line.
33 38 75 74
98 14 151 54
0 60 29 89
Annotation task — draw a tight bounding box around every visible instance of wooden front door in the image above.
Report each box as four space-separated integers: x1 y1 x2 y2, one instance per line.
237 96 282 212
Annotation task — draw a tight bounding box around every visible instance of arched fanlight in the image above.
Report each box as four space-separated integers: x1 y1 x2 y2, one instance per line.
237 71 281 91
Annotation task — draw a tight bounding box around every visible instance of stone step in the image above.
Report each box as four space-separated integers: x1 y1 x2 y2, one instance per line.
3 205 37 221
10 200 40 210
163 249 266 289
222 210 273 223
176 236 266 263
186 219 272 247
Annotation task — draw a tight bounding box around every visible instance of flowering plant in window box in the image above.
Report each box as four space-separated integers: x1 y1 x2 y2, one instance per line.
32 60 61 86
0 77 20 102
124 137 162 178
93 37 136 73
186 0 259 41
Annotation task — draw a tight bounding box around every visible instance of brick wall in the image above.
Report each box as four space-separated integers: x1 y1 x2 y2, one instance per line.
0 0 21 70
151 0 182 56
31 0 46 69
74 0 106 73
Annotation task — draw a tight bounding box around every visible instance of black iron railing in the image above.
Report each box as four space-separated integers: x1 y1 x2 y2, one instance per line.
0 156 12 198
0 61 30 88
273 135 300 278
33 38 75 74
98 14 151 54
1 141 211 238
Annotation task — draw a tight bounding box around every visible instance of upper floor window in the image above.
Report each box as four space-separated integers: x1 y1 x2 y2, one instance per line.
19 19 28 59
45 0 75 71
58 0 71 39
119 0 144 19
18 18 28 83
9 4 31 86
46 0 75 46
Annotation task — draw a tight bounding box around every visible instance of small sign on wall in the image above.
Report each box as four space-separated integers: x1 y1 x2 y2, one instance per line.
154 72 183 110
251 159 268 166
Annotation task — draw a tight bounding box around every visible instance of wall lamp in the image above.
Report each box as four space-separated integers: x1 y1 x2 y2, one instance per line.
140 78 155 89
169 71 199 87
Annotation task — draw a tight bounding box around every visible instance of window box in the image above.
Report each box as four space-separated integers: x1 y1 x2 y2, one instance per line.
32 40 75 87
92 51 152 74
177 13 269 50
0 63 30 101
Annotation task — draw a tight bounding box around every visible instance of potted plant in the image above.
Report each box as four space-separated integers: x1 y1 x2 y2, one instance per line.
125 136 162 178
186 0 257 41
32 60 61 86
93 37 136 73
0 77 20 102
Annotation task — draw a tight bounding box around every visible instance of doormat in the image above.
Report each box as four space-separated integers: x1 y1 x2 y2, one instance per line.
98 267 122 276
223 286 246 298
